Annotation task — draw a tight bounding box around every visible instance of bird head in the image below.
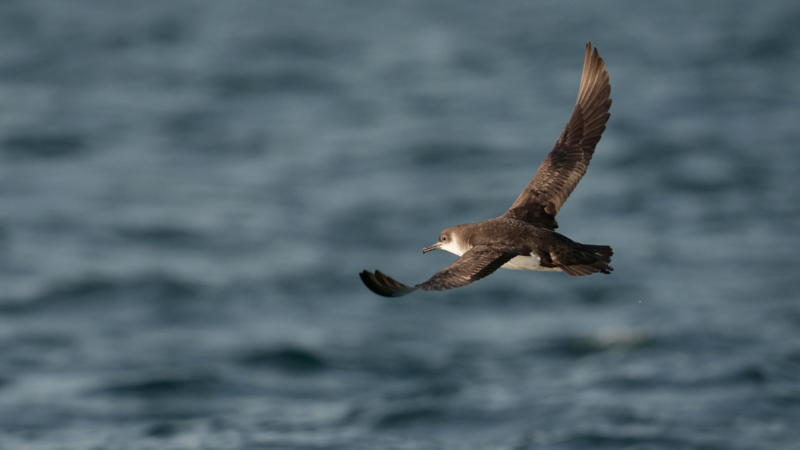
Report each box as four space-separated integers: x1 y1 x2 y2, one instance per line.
423 227 463 256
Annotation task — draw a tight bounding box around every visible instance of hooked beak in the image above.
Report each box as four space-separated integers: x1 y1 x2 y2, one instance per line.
422 243 441 254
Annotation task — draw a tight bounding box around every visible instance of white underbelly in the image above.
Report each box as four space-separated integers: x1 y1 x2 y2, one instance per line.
502 255 562 272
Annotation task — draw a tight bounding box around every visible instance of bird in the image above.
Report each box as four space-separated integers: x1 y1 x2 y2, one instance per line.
360 41 613 297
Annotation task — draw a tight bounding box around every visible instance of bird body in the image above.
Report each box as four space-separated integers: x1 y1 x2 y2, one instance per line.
427 217 612 275
361 42 614 297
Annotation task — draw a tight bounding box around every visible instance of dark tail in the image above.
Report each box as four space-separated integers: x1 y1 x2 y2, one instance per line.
584 244 613 264
559 244 613 276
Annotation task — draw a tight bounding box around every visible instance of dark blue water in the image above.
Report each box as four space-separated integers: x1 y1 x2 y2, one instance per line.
1 1 799 448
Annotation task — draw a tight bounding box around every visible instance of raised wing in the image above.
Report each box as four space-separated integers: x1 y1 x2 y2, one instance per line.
360 245 520 297
503 42 611 229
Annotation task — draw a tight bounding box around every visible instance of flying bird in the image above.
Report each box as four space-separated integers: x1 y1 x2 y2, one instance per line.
361 42 613 297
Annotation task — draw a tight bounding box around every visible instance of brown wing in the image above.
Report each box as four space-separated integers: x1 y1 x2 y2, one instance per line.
360 245 519 297
359 269 417 297
503 42 611 229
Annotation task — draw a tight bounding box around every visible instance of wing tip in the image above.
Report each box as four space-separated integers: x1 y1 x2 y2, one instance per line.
584 40 600 59
359 270 417 297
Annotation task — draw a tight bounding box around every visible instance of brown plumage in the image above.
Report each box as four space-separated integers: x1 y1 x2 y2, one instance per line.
361 245 520 297
361 42 614 297
504 43 611 229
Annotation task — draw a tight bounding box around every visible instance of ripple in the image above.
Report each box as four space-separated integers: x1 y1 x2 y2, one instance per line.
97 374 222 398
0 274 202 314
212 70 339 97
538 328 654 357
2 132 87 159
374 406 445 429
238 346 327 373
117 225 206 249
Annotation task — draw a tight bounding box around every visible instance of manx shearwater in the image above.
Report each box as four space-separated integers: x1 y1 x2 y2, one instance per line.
361 42 613 297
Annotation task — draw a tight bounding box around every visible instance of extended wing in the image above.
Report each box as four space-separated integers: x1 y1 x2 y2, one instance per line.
503 42 611 229
360 245 520 297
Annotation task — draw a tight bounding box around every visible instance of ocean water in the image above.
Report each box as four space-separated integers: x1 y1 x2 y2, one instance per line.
1 1 799 448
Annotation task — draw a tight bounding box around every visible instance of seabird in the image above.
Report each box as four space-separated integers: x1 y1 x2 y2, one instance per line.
360 42 613 297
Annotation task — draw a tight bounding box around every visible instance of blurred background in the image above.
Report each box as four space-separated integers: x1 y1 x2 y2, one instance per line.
0 0 799 448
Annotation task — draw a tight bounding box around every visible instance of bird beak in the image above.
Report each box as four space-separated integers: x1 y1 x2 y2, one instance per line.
422 243 441 254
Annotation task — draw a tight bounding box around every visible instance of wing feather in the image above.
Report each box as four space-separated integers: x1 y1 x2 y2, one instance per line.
417 245 519 291
503 42 611 229
360 245 519 297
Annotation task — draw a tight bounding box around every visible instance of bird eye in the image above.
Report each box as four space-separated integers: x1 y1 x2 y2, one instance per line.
441 235 447 241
